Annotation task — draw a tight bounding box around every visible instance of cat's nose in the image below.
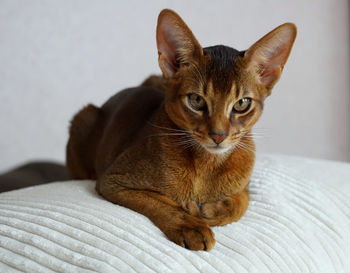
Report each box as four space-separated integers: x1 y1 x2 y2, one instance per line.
209 132 228 145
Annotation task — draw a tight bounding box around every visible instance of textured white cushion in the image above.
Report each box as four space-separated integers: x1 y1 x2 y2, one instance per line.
0 154 349 272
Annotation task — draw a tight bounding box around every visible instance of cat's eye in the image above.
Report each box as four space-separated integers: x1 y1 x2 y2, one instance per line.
187 94 207 111
233 98 252 113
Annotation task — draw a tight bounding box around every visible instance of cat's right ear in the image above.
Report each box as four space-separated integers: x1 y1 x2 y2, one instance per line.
156 9 202 78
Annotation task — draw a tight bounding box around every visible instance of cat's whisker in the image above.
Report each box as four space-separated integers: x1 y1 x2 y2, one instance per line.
241 134 265 139
240 137 256 145
234 138 256 154
148 133 189 138
239 144 255 151
182 143 196 150
252 128 270 132
240 133 264 138
241 128 269 133
246 132 271 139
239 130 268 139
248 133 266 136
240 145 255 154
174 138 197 147
147 122 191 133
160 133 199 150
176 138 198 152
235 143 253 155
173 141 193 147
251 128 270 136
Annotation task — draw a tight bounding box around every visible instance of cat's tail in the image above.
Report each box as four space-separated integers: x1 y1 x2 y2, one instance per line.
66 104 100 180
0 104 100 193
0 161 69 193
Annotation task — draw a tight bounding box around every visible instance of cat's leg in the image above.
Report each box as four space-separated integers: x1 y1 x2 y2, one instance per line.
97 180 216 251
184 188 249 226
67 104 100 179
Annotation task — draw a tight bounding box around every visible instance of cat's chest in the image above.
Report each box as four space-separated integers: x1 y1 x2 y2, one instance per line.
168 163 246 204
160 146 254 204
194 170 237 202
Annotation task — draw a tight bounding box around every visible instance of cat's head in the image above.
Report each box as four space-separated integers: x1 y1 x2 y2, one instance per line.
156 9 296 154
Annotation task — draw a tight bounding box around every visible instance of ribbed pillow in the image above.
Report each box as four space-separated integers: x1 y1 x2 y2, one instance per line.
0 154 349 272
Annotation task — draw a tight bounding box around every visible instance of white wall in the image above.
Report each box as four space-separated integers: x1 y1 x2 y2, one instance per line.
0 0 349 171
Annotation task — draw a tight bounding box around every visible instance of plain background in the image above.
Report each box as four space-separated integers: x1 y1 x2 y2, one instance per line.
0 0 349 172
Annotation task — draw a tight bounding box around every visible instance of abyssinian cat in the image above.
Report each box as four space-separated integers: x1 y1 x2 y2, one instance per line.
67 9 296 251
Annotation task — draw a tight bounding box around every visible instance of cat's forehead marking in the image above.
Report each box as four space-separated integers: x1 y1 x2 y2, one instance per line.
205 81 238 119
203 45 244 97
206 80 215 97
229 83 240 100
205 81 215 114
202 81 208 95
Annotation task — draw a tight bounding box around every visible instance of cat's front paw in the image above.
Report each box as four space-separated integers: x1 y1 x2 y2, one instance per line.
184 199 233 226
183 191 249 226
164 214 215 251
184 200 229 218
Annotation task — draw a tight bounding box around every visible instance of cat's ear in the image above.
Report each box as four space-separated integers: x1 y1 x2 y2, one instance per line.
244 23 297 92
156 9 202 78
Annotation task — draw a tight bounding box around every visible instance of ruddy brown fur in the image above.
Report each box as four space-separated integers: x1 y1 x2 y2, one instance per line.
67 9 296 251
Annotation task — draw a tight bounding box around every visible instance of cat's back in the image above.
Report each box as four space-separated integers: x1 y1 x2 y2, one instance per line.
95 85 164 174
67 83 164 179
101 85 164 119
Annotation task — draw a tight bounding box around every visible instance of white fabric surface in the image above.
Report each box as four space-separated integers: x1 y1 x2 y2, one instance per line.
0 154 349 273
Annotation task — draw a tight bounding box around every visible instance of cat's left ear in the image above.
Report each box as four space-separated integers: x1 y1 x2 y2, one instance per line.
244 23 297 92
156 9 203 78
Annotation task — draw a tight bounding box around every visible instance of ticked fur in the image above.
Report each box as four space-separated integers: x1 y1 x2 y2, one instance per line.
67 9 296 251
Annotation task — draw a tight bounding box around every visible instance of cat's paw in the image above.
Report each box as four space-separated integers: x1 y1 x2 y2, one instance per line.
183 193 248 226
184 200 230 218
164 214 215 251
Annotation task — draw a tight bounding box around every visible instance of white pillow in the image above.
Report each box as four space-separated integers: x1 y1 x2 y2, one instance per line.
0 154 349 272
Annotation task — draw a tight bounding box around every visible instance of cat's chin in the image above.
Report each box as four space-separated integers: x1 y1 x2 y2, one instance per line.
203 145 233 155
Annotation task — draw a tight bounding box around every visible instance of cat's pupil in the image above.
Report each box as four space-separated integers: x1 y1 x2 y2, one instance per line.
188 94 206 111
232 97 251 113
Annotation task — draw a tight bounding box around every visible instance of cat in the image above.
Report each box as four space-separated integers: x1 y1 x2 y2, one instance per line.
66 9 296 251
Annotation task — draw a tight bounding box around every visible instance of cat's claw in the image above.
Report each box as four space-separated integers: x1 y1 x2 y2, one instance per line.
165 213 215 251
